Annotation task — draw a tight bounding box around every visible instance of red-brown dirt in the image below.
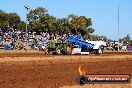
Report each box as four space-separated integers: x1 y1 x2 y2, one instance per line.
0 50 131 57
0 51 132 88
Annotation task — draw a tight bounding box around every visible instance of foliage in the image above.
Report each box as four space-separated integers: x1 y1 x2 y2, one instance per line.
27 7 95 35
0 7 109 40
68 14 94 35
27 7 57 34
119 34 131 44
0 10 20 29
17 21 26 30
8 13 20 27
0 11 9 28
56 18 70 34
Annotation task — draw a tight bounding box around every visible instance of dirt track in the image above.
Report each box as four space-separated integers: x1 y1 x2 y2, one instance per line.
0 51 132 88
0 51 131 57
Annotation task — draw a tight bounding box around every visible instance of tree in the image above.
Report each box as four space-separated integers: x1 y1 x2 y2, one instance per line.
119 34 130 44
0 9 4 13
57 18 70 34
27 7 48 22
0 10 20 30
27 7 95 36
17 21 26 30
0 7 97 37
0 11 9 29
27 7 54 33
68 14 94 35
8 13 20 27
40 14 58 33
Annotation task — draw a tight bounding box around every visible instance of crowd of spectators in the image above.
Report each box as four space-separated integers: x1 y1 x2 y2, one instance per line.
0 27 50 51
106 41 132 51
0 27 68 51
0 27 132 51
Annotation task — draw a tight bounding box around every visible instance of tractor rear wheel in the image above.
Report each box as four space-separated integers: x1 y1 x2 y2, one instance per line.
65 43 72 55
96 46 103 54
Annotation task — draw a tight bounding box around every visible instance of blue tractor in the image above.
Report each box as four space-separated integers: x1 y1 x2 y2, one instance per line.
65 34 94 54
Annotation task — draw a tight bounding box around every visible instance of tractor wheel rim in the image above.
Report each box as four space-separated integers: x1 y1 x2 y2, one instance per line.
67 46 71 52
45 49 48 54
57 49 61 54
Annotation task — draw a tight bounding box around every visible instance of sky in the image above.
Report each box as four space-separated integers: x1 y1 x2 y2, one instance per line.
0 0 132 40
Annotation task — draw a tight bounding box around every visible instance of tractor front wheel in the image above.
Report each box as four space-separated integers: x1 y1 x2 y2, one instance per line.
44 48 49 54
56 48 62 55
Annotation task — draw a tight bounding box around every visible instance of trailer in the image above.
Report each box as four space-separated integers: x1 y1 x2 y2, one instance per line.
85 40 107 54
